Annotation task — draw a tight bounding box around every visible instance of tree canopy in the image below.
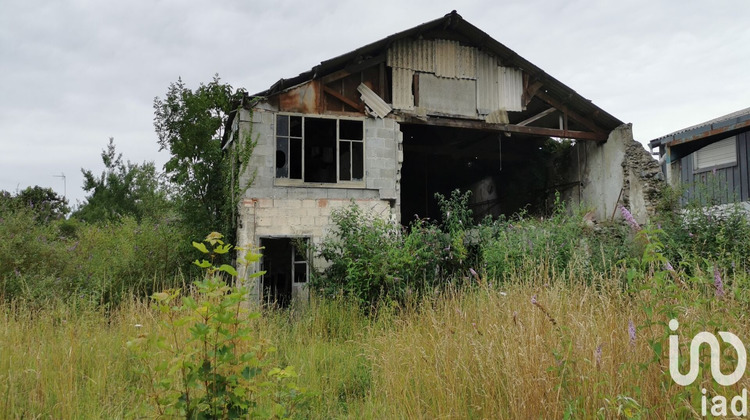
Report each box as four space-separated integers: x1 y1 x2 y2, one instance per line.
74 138 171 223
0 186 69 222
153 75 246 238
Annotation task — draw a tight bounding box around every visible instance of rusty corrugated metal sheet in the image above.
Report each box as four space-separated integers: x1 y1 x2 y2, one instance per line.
434 39 458 78
391 68 414 110
387 39 433 72
499 67 523 112
277 80 320 113
476 52 499 114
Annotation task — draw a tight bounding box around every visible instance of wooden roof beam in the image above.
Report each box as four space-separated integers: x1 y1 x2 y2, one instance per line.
535 91 607 135
400 115 608 142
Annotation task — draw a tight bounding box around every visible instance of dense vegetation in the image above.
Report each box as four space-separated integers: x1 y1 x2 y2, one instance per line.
2 173 750 417
2 74 750 416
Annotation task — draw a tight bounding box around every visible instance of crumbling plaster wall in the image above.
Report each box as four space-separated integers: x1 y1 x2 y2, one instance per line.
233 107 401 301
565 124 663 223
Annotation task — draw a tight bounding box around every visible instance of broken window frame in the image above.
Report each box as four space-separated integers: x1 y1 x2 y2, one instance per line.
292 239 309 284
275 113 366 187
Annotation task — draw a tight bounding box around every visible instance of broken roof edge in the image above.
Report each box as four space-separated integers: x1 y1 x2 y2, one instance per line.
648 107 750 149
253 10 623 131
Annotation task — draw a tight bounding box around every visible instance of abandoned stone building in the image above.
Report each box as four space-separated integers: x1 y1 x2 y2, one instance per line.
222 11 659 304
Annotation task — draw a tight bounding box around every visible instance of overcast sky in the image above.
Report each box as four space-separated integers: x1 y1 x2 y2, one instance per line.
1 0 749 207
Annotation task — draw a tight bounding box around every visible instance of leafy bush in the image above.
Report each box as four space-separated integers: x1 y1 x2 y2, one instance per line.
314 203 461 309
654 179 750 277
0 206 189 304
128 233 305 418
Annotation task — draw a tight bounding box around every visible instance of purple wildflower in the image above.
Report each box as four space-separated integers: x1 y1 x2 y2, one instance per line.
688 232 694 238
712 168 717 175
665 261 675 272
628 320 636 346
619 206 640 231
469 267 478 277
714 266 725 298
531 294 537 305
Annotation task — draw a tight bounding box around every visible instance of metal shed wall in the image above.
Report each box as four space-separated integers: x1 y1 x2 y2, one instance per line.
679 132 750 204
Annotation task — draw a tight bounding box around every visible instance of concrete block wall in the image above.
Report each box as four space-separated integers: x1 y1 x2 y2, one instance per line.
232 107 402 302
236 197 392 302
238 108 401 206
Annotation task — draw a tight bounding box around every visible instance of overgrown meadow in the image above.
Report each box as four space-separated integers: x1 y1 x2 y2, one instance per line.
2 188 750 418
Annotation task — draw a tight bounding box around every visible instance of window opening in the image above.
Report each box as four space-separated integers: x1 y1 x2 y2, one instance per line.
276 115 302 179
275 115 364 184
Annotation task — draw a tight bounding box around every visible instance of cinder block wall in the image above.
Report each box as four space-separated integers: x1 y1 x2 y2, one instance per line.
233 108 401 301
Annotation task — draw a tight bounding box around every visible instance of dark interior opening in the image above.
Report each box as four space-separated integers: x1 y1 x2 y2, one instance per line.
304 118 337 182
400 124 561 226
260 238 293 307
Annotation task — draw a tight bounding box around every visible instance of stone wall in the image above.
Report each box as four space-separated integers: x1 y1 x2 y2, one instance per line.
564 123 663 224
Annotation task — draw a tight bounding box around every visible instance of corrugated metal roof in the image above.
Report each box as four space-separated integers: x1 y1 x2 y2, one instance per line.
387 39 434 72
391 68 415 110
254 10 623 132
476 52 499 114
499 67 523 112
649 107 750 148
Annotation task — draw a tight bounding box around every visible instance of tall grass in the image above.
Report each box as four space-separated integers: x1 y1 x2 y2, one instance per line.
3 259 749 418
0 297 154 418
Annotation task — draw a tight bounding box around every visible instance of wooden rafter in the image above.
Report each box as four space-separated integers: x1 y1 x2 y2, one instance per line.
535 91 606 135
522 80 544 107
517 107 556 127
323 85 363 112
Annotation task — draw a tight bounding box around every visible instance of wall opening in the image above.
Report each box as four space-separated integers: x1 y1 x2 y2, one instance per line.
259 237 309 307
399 124 567 225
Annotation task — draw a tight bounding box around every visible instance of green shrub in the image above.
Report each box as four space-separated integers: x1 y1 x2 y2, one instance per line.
128 233 306 418
0 206 189 304
654 179 750 277
314 203 462 309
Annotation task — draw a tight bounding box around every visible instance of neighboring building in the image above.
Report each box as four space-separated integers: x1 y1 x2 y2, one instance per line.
224 11 660 304
649 107 750 206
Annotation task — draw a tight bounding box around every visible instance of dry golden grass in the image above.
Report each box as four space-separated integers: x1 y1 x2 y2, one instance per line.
2 266 749 419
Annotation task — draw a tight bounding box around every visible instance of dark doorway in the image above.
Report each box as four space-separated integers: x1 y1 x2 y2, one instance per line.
260 237 309 307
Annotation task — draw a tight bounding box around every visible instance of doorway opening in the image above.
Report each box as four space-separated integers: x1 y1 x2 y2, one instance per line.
259 237 309 307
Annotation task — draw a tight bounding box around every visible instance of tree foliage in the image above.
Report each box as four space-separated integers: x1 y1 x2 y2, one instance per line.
0 186 69 223
153 75 246 238
74 138 171 223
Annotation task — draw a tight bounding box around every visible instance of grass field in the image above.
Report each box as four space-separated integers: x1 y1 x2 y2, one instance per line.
2 260 748 419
